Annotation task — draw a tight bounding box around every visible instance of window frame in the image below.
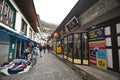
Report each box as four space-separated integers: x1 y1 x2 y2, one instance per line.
21 19 27 35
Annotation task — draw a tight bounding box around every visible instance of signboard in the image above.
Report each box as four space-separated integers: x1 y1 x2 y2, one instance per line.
97 58 107 70
90 57 96 66
57 46 62 54
89 40 107 69
65 16 79 32
89 27 107 70
89 27 104 41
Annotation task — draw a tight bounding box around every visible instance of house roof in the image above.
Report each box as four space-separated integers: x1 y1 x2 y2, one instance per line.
14 0 39 32
52 0 98 37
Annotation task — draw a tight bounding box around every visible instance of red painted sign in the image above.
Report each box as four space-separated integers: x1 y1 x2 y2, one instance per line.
90 57 96 66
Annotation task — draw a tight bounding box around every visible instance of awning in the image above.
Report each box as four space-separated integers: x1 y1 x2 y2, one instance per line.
61 28 88 39
0 28 28 41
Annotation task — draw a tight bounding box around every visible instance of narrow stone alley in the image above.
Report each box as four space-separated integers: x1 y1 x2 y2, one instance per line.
1 51 83 80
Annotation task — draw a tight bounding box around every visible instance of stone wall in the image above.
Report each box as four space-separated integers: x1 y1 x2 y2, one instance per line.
78 0 120 28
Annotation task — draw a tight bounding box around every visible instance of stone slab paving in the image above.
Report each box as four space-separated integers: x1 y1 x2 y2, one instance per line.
0 51 83 80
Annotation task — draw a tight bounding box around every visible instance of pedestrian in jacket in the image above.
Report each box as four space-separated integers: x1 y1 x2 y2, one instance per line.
31 46 38 66
46 44 50 53
39 43 43 57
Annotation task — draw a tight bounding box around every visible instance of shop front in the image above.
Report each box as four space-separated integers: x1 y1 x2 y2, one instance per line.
87 16 120 72
62 32 88 65
52 17 88 65
0 30 10 65
0 27 31 65
88 27 107 70
100 17 120 72
50 0 120 73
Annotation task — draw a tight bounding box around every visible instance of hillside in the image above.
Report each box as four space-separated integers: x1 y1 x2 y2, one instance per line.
40 20 58 35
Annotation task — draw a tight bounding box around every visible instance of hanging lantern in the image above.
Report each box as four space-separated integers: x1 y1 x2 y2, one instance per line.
54 32 60 40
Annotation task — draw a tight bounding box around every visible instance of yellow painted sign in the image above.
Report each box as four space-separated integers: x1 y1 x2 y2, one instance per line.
97 58 107 70
57 47 62 53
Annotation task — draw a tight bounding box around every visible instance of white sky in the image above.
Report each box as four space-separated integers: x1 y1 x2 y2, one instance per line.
34 0 78 25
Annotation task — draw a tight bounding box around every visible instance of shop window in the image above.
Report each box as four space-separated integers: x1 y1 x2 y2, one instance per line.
0 0 3 14
68 35 73 58
67 35 73 62
56 40 62 54
82 33 88 64
21 19 27 35
119 49 120 71
74 34 81 59
104 26 111 35
74 34 81 64
116 23 120 34
56 41 61 47
106 49 113 69
53 39 56 51
63 37 67 59
62 39 64 53
117 36 120 46
105 38 112 46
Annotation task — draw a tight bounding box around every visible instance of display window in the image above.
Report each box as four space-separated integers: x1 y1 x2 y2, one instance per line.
56 40 62 54
63 37 67 59
74 34 81 64
82 33 89 65
67 34 73 62
62 33 89 65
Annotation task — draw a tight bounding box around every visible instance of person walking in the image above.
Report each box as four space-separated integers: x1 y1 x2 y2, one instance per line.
46 44 50 53
39 43 43 57
31 46 38 66
43 43 46 53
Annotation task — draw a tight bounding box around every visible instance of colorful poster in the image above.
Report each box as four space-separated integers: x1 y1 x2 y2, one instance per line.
89 41 106 50
89 50 96 57
96 50 106 59
89 40 107 69
89 27 104 41
97 58 107 70
90 57 96 66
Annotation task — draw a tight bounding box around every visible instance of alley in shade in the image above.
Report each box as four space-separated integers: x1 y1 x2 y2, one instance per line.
1 50 83 80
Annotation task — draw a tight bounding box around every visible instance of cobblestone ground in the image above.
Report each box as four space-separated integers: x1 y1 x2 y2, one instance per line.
0 51 83 80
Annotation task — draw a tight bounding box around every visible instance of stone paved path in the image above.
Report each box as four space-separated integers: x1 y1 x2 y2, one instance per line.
1 51 83 80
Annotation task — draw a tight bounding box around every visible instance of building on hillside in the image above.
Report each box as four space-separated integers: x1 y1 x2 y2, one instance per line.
37 14 43 43
0 0 40 65
37 14 47 44
50 0 120 73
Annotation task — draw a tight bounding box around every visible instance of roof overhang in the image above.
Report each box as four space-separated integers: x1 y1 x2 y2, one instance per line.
61 28 88 39
52 0 99 36
14 0 38 32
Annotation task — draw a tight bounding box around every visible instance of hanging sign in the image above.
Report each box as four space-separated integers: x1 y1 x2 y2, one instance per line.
65 16 79 32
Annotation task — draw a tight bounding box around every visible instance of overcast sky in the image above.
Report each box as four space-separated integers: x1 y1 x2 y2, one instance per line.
34 0 78 25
